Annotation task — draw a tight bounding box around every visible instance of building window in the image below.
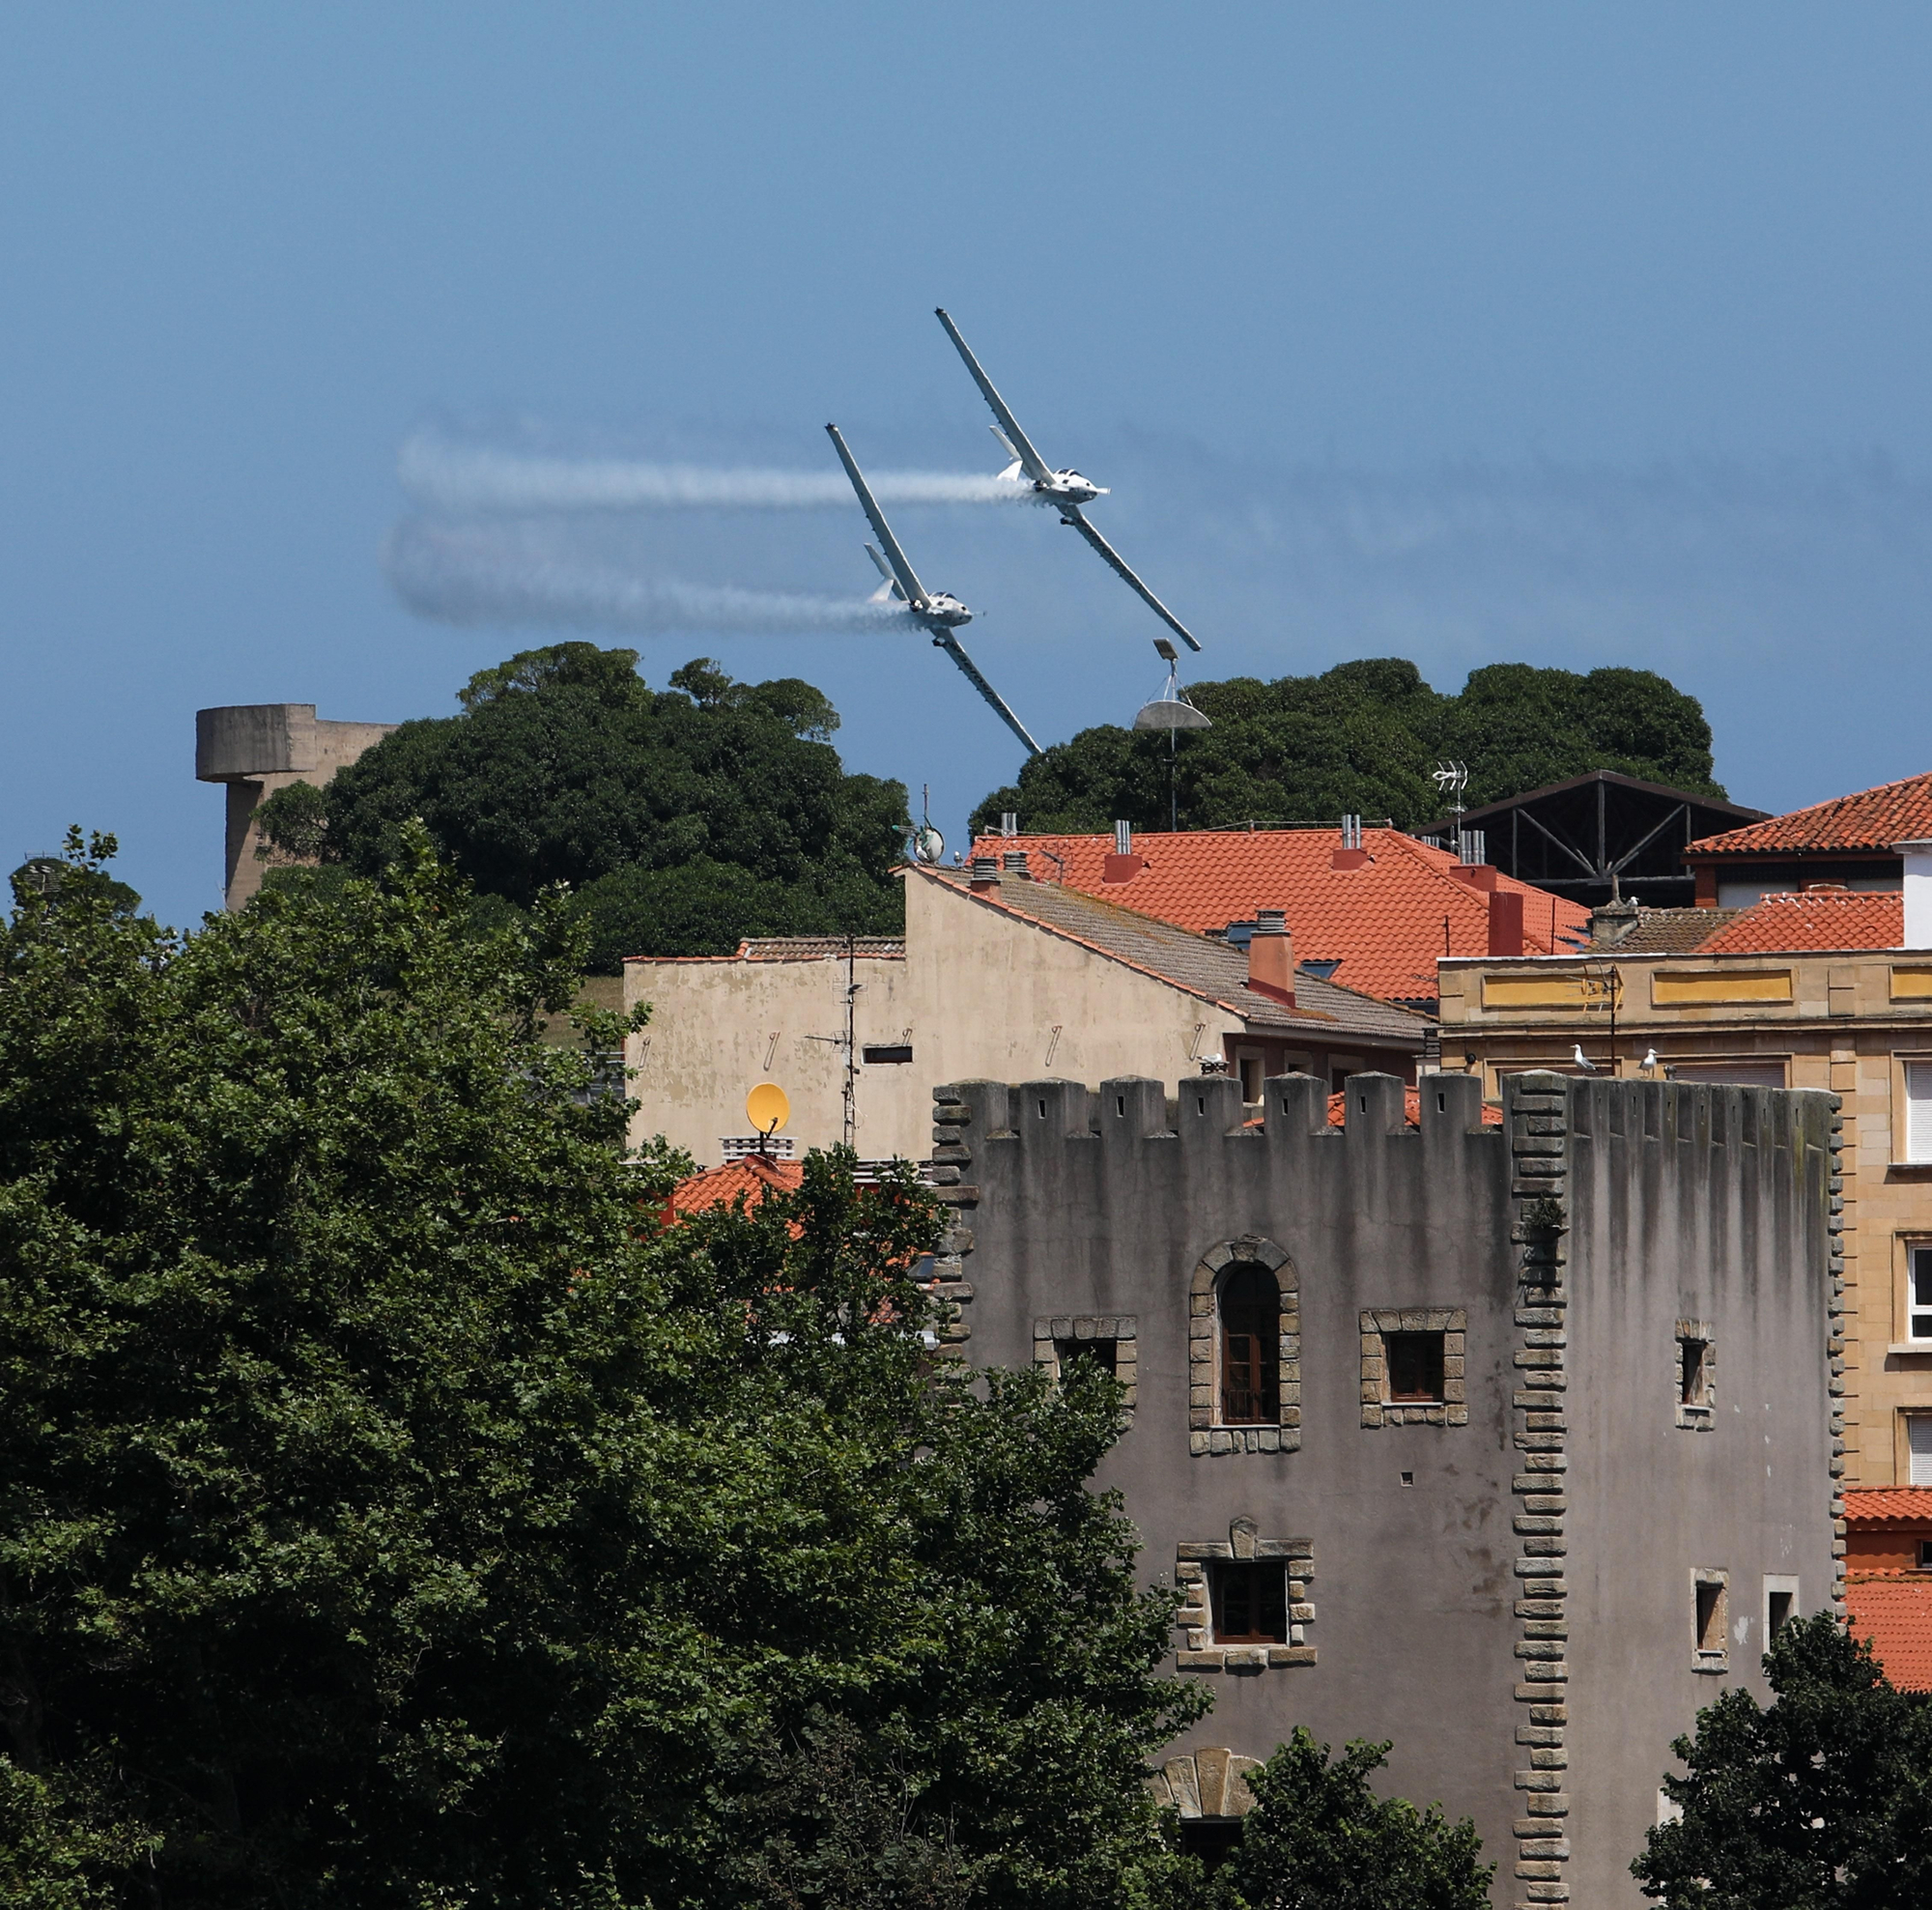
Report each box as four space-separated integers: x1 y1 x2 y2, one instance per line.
1918 1541 1932 1571
860 1041 913 1065
1237 1054 1264 1105
1692 1568 1729 1672
1220 1266 1281 1424
1058 1336 1118 1380
1907 1061 1932 1164
1175 1521 1315 1669
1764 1575 1799 1642
1179 1822 1243 1872
1910 1246 1932 1344
1910 1415 1932 1488
1188 1239 1300 1456
1385 1331 1445 1402
1359 1310 1468 1427
1211 1562 1288 1643
1675 1320 1717 1431
1033 1316 1137 1410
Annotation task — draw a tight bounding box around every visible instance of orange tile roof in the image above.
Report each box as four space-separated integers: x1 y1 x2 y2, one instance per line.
1844 1489 1932 1526
1324 1088 1503 1129
1685 770 1932 858
1846 1580 1932 1692
967 827 1589 1004
667 1156 804 1218
1694 890 1902 955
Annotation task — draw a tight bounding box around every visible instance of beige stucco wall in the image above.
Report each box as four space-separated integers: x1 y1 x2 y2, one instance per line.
623 877 1244 1166
623 954 918 1164
1438 947 1932 1484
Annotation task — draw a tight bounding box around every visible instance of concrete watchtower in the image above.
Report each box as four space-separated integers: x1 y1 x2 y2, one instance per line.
194 703 396 911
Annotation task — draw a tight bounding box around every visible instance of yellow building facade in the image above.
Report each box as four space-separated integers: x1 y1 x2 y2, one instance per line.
1437 947 1932 1484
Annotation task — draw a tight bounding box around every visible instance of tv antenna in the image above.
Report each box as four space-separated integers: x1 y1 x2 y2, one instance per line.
905 783 945 866
1431 761 1469 823
1133 638 1211 830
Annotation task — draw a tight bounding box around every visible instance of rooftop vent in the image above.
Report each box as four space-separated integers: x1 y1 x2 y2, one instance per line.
1002 850 1031 878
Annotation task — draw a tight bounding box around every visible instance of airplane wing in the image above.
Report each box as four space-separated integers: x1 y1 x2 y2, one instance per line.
1062 504 1203 652
929 632 1040 755
934 309 1054 485
826 424 928 609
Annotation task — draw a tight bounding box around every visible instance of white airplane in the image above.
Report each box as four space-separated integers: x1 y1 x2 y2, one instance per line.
824 423 1040 756
935 307 1203 653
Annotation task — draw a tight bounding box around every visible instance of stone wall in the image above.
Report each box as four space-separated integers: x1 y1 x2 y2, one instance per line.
930 1070 1836 1909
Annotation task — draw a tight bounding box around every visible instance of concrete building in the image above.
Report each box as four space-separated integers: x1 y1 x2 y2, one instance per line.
1436 826 1932 1488
195 702 396 911
930 1069 1839 1906
623 860 1426 1165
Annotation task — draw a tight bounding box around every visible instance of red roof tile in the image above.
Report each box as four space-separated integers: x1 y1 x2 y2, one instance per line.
1685 770 1932 858
1846 1580 1932 1692
668 1156 804 1218
1844 1489 1932 1526
967 827 1588 1004
1323 1088 1503 1129
1694 890 1901 955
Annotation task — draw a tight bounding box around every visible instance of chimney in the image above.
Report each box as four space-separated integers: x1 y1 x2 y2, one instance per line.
1246 907 1295 1007
1488 889 1524 957
1589 896 1640 949
968 856 1000 892
1001 850 1031 878
1102 817 1148 885
1900 840 1932 948
1448 862 1498 893
1000 811 1018 837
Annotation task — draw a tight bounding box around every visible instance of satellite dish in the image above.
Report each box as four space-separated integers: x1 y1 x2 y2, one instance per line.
908 823 945 865
1133 698 1211 732
1133 640 1211 731
746 1080 790 1136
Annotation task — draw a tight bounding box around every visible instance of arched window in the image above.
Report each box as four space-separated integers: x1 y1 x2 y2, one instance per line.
1219 1264 1280 1424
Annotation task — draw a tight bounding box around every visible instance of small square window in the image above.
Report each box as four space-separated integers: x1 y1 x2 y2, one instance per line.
1210 1562 1288 1643
1767 1588 1794 1637
1918 1540 1932 1571
1179 1821 1243 1871
1057 1337 1118 1381
1680 1338 1711 1407
1385 1332 1445 1403
1911 1247 1932 1344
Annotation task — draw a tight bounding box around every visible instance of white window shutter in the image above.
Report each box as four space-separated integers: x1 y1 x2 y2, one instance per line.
1908 1064 1932 1164
1910 1417 1932 1487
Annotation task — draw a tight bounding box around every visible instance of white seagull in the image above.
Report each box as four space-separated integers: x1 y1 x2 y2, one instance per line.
1572 1045 1598 1072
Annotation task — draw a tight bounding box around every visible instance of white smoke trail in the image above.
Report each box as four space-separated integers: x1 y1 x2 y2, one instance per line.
384 518 914 636
399 430 1029 513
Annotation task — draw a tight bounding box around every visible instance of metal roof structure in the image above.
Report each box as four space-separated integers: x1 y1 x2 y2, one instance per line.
1417 770 1767 910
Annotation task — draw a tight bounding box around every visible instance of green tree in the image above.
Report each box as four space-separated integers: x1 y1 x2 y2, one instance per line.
1633 1612 1932 1909
0 830 1201 1907
304 643 907 966
971 658 1721 837
1207 1728 1492 1910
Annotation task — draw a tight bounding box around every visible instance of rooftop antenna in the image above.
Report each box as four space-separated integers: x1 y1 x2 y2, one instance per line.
1133 638 1210 831
905 783 945 866
1431 761 1469 830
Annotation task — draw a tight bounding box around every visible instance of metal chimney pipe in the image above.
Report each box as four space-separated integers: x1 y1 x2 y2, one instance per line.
1114 819 1132 856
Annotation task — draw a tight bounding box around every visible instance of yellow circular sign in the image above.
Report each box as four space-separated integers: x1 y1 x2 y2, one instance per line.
746 1081 790 1134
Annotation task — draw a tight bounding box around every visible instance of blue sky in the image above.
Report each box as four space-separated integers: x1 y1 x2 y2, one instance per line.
5 5 1932 925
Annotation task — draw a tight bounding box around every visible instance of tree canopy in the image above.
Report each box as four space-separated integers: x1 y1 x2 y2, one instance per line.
0 832 1203 1908
1206 1728 1492 1910
258 643 908 968
1633 1612 1932 1909
971 658 1723 838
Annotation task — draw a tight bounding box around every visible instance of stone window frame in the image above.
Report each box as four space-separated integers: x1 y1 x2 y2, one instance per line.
1149 1746 1263 1827
1034 1314 1138 1410
1359 1309 1467 1427
1691 1566 1730 1673
1675 1319 1717 1430
1188 1237 1299 1456
1175 1518 1316 1671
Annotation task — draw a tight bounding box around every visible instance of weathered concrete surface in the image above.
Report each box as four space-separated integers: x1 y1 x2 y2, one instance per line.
941 1070 1836 1909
